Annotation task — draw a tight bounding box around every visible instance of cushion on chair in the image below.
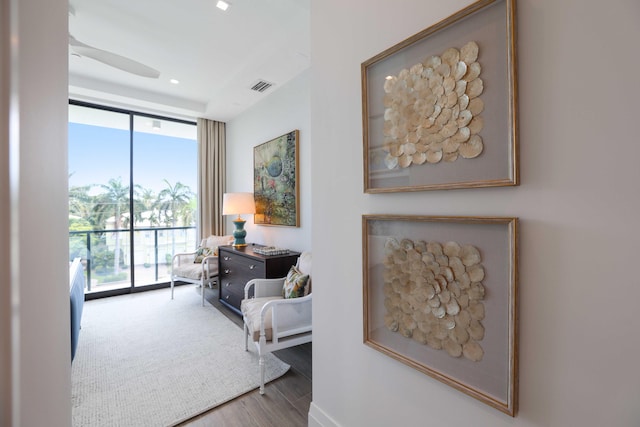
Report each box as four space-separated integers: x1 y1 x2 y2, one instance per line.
193 246 214 263
205 235 233 255
241 296 283 341
297 252 312 295
173 262 219 280
282 266 310 298
192 235 233 263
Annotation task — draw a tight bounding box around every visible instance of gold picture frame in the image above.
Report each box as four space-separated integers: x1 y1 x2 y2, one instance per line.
363 215 518 415
362 0 518 192
253 130 300 227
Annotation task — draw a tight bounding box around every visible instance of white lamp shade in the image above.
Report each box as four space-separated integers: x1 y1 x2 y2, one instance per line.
222 192 256 216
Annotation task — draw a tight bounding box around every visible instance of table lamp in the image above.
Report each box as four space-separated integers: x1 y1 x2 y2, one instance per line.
222 192 256 247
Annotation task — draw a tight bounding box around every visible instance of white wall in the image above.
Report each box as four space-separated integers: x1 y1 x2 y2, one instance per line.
226 70 312 253
0 0 71 425
309 0 640 426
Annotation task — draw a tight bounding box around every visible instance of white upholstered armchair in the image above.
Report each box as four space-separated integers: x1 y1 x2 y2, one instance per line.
241 251 312 394
170 235 232 306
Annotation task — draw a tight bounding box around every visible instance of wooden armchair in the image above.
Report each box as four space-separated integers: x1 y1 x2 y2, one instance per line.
170 235 232 306
241 251 312 394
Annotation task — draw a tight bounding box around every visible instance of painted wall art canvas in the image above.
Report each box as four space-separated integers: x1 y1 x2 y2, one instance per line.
363 215 519 415
253 130 300 227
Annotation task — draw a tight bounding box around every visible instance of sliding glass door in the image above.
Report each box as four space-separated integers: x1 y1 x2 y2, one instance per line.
68 102 197 296
69 105 132 293
132 116 197 287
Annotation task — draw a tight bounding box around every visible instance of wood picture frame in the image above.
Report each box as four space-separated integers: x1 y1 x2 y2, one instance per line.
253 130 300 227
362 215 518 415
362 0 518 192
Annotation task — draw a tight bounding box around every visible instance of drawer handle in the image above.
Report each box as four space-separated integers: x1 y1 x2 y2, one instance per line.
249 264 256 270
224 269 230 274
225 283 230 287
225 295 229 300
224 256 230 261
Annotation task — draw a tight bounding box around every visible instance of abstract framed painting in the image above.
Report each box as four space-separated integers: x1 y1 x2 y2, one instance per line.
253 130 300 227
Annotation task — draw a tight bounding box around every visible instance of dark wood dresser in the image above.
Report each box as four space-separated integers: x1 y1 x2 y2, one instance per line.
218 245 300 315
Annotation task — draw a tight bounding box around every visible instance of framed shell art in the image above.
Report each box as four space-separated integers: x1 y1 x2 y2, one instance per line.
362 215 518 415
362 0 518 192
253 130 300 227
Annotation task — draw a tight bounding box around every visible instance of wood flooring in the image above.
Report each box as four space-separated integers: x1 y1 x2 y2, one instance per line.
177 285 312 427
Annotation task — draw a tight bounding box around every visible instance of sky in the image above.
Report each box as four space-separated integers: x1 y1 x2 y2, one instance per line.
68 122 197 196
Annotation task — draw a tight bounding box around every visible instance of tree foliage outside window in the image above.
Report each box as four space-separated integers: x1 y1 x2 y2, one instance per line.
69 178 196 283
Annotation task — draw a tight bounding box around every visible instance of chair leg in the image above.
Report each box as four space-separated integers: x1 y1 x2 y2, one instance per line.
171 277 174 300
201 279 205 306
244 323 249 351
259 355 265 395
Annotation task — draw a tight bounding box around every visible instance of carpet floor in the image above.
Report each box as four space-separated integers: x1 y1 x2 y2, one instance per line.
71 286 290 427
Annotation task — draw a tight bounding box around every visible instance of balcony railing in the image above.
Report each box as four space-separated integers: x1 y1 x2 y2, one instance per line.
69 226 197 292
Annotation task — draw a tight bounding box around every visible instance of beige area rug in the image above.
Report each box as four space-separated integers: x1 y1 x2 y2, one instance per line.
71 286 290 426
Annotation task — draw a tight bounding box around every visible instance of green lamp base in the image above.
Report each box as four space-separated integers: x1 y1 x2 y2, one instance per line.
232 218 248 247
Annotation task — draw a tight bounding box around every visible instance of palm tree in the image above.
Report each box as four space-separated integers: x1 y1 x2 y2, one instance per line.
93 177 130 274
133 185 159 226
157 180 194 255
68 184 93 221
177 198 197 229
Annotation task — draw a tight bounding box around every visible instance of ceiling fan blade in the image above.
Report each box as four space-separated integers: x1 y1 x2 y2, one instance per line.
69 35 160 79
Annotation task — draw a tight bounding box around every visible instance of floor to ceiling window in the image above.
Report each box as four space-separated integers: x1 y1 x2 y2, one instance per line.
68 101 197 297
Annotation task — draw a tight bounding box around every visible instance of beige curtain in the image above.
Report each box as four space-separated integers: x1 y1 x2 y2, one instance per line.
197 118 226 239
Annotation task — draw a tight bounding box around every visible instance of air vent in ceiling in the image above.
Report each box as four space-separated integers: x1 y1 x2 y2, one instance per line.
250 79 274 93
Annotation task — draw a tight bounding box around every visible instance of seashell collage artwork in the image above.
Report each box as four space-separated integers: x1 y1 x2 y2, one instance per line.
382 237 486 362
362 0 518 414
382 41 485 169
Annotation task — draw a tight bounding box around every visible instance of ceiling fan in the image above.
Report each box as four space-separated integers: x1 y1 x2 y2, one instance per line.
69 34 161 79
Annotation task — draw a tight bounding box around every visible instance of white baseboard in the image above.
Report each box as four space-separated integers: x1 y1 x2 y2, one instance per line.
308 402 341 427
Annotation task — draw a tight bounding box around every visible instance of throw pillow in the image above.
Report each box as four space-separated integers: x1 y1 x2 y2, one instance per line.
193 246 214 263
282 265 310 299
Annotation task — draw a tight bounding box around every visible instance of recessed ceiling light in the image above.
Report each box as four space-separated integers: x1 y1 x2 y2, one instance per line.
170 78 180 84
216 1 229 11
